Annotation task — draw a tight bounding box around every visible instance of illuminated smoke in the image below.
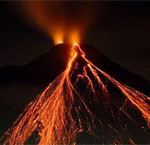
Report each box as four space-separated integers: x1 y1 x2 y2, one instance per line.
17 1 105 44
1 44 150 145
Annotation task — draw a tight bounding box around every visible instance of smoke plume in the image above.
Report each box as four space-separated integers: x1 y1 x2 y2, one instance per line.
18 1 105 44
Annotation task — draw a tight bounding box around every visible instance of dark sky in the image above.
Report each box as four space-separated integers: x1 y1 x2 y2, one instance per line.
0 1 150 81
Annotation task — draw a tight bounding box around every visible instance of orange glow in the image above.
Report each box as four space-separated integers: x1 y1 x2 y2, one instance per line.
21 2 90 45
69 30 80 45
55 39 64 45
52 30 64 45
2 44 150 145
73 42 78 46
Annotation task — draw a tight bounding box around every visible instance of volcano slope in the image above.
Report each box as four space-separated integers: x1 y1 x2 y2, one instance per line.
0 44 150 144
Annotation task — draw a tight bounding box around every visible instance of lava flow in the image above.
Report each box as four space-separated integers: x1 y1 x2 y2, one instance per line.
1 43 150 145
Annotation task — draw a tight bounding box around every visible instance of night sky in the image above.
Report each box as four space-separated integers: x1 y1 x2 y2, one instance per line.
0 1 150 81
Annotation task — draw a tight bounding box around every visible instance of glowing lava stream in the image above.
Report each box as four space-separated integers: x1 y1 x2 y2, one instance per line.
82 49 150 127
2 44 150 145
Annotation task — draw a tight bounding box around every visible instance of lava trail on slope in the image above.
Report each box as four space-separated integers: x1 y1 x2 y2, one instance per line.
1 44 150 145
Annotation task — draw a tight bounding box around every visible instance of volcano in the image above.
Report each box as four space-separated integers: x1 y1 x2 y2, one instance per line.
0 44 150 144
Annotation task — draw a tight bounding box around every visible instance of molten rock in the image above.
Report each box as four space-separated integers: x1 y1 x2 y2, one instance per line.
0 44 150 144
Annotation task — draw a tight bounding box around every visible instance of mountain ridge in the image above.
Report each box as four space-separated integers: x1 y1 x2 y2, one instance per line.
0 44 150 95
